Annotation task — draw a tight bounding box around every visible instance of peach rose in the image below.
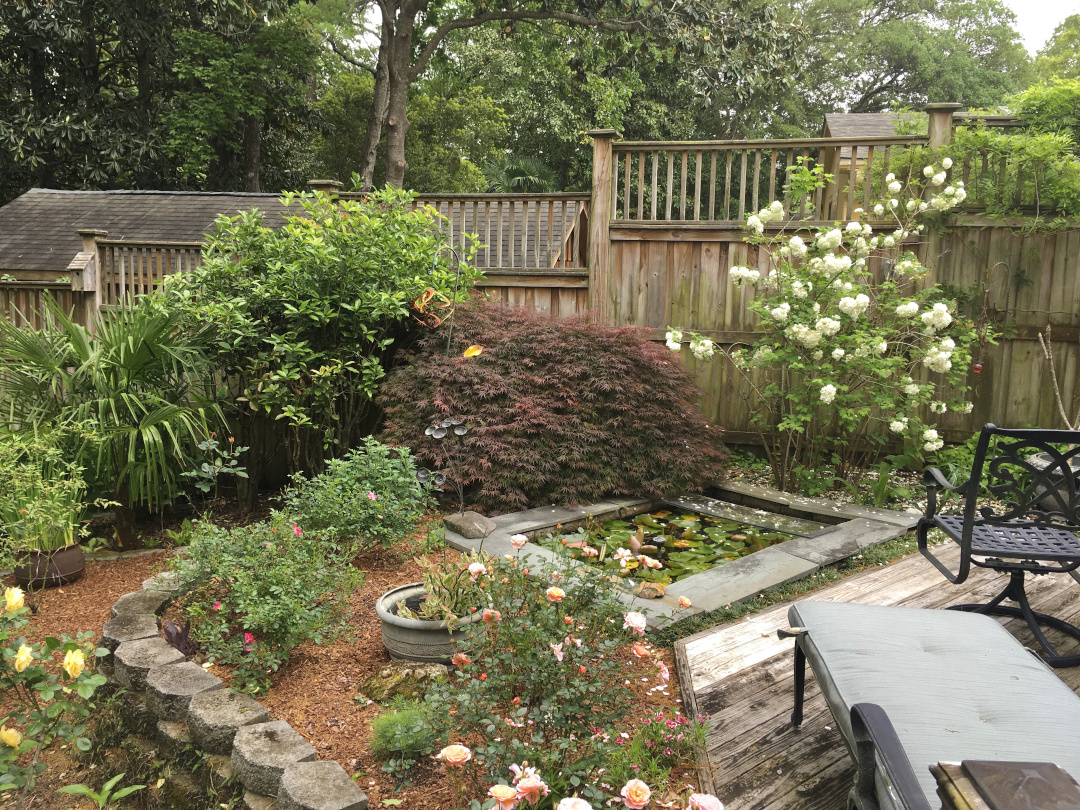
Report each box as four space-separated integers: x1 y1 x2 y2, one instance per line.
489 784 519 809
631 642 650 659
688 794 724 810
516 774 550 806
451 652 471 668
546 587 565 602
483 608 502 623
678 596 692 608
436 744 472 765
511 533 528 550
623 611 647 636
621 779 651 809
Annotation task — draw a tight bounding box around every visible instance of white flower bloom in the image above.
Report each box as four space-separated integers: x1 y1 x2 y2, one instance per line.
888 198 899 209
920 302 953 332
923 343 953 373
820 384 837 404
932 172 947 186
944 186 955 195
923 428 939 441
832 348 845 360
886 173 896 182
817 229 844 250
787 235 808 257
923 166 935 178
854 345 869 358
919 201 928 212
792 280 810 299
903 383 920 396
862 223 873 237
812 349 824 361
838 294 870 319
942 157 953 169
770 302 791 322
894 302 920 319
882 236 896 248
906 199 918 212
729 266 761 285
963 402 974 414
930 401 948 414
665 329 683 351
768 200 785 219
816 317 842 336
789 323 823 348
887 180 902 195
822 253 853 275
813 302 821 314
875 341 888 354
924 438 944 453
846 221 863 235
747 214 764 234
873 204 885 216
889 417 908 433
690 337 715 360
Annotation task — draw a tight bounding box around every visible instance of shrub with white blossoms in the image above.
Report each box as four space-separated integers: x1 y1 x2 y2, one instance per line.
668 160 990 492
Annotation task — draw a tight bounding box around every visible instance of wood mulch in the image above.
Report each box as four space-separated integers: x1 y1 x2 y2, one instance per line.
11 507 704 810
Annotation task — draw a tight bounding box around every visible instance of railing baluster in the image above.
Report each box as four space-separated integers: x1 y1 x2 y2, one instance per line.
650 152 659 220
637 152 645 221
623 152 631 220
694 150 703 220
738 150 748 220
679 151 688 220
751 148 761 214
863 146 875 212
768 150 778 208
724 151 733 219
708 151 717 220
784 148 794 214
547 200 555 267
665 151 674 220
846 144 857 220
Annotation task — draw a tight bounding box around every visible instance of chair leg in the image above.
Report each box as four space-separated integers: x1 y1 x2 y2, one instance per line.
792 641 806 726
948 571 1080 667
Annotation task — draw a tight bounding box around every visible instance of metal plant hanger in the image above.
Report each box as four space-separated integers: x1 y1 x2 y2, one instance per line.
416 417 469 514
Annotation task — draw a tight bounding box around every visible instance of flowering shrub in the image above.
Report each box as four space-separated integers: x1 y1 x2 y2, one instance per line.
379 301 726 514
670 159 990 491
605 707 708 795
170 518 363 692
0 587 108 808
282 437 428 551
394 549 493 624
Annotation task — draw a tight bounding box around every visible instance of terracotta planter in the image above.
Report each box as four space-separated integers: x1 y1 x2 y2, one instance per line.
375 582 486 664
14 545 86 589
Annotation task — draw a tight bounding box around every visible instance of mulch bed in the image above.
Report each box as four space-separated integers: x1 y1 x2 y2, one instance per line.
13 510 703 809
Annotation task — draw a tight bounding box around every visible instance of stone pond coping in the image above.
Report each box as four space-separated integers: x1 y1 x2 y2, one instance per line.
443 486 918 627
102 572 369 810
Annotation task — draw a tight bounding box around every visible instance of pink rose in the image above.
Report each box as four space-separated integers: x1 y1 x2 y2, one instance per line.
243 632 255 652
550 642 564 662
620 779 652 809
516 774 550 806
292 523 302 537
623 611 647 636
482 609 502 624
213 601 222 611
366 491 378 501
557 800 593 810
688 794 724 810
469 562 487 581
657 660 670 682
511 533 528 550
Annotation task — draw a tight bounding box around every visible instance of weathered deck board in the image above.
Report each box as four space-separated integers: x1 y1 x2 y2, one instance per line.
676 543 1080 808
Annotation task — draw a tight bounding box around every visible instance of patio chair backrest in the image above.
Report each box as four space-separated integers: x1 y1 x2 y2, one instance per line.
966 424 1080 531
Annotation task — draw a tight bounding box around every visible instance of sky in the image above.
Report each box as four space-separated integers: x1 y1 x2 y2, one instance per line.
1001 0 1080 54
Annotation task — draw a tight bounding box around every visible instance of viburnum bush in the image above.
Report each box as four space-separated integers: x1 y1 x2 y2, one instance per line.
670 159 991 493
378 302 726 514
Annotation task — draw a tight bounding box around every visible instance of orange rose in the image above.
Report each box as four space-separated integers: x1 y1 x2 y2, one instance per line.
631 642 650 660
546 587 565 602
489 784 519 810
620 779 652 809
436 744 472 766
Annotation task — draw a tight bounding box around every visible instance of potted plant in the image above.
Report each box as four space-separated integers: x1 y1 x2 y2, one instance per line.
376 550 491 664
0 432 92 588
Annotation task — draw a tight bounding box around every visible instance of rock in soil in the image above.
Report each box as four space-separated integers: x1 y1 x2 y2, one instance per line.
356 661 449 702
633 582 666 599
443 510 496 539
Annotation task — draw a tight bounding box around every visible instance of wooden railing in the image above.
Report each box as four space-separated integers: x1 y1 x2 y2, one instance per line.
610 136 929 224
97 240 204 307
410 193 589 270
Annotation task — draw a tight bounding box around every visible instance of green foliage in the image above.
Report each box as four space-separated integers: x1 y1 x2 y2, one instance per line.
394 549 492 623
1035 15 1080 81
282 438 427 551
0 590 109 806
604 708 708 796
179 435 249 500
170 518 364 693
1014 79 1080 154
484 154 558 193
0 430 91 554
371 702 440 786
156 187 479 476
0 297 220 539
419 553 639 805
379 302 727 514
56 772 146 809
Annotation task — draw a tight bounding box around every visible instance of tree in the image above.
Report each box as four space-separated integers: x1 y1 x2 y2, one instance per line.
340 0 803 188
1035 15 1080 81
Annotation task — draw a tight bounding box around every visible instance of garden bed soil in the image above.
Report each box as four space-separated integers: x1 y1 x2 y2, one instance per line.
12 519 699 810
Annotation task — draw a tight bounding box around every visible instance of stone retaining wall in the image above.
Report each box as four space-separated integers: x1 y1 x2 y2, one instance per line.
101 572 368 810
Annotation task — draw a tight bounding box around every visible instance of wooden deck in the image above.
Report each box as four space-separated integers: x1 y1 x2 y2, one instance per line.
674 543 1080 809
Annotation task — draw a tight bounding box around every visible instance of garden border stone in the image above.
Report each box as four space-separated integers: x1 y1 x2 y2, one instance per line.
100 575 368 810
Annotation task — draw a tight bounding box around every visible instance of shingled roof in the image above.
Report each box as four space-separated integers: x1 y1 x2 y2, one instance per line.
0 188 295 273
822 112 922 160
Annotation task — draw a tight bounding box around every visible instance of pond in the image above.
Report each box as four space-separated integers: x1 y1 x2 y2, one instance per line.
535 498 829 585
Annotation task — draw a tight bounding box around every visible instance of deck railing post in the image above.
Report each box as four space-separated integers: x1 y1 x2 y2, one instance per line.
71 228 108 327
924 103 963 149
588 129 619 322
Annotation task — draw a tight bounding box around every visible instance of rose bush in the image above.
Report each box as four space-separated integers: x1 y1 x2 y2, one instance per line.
670 158 993 492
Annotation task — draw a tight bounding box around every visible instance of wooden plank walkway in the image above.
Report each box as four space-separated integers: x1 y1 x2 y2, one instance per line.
674 543 1080 809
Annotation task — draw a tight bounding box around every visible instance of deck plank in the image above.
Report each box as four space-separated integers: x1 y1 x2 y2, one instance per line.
676 543 1080 808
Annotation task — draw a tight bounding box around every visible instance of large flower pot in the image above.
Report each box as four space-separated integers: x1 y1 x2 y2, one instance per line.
1028 451 1080 513
375 582 486 665
13 545 86 589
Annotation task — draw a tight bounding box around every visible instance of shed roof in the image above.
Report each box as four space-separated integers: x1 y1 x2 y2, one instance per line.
822 112 922 160
0 188 294 273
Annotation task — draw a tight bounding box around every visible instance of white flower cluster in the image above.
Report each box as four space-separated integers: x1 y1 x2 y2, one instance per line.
729 265 761 286
821 253 853 276
820 384 837 404
816 316 841 336
665 329 683 351
845 221 863 235
873 204 885 216
787 323 823 348
875 341 888 355
921 302 953 333
929 181 967 211
690 337 715 360
962 402 974 414
838 294 870 319
902 376 920 396
923 427 943 453
787 235 808 257
812 349 824 360
791 280 811 299
894 259 921 275
831 348 845 360
889 416 908 433
896 301 919 318
769 302 791 322
924 338 955 373
816 229 843 251
930 401 948 414
747 201 785 233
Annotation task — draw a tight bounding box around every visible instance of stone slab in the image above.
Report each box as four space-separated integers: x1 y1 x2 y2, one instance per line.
188 689 270 755
667 494 828 537
666 546 820 614
489 505 597 533
232 720 316 796
443 510 496 539
156 719 191 755
715 481 919 529
142 571 182 592
278 761 368 810
778 518 907 565
244 792 276 810
113 637 185 691
111 589 172 618
146 661 224 721
101 612 159 653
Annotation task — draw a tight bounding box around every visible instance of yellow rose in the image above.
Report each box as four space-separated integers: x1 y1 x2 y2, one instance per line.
13 644 32 673
62 648 85 680
0 726 22 748
4 587 25 613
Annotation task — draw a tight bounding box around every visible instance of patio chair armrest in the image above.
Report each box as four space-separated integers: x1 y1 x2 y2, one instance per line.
849 703 933 810
922 467 968 517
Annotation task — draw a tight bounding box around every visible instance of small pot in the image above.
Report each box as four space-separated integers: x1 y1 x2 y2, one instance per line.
14 545 86 589
375 582 486 664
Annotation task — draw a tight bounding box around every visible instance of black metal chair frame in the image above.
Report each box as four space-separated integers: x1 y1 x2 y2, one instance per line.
918 424 1080 667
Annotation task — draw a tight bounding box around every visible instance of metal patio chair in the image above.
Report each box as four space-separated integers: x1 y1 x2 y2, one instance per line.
918 424 1080 667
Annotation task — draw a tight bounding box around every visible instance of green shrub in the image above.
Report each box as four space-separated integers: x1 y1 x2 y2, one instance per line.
155 187 480 481
282 437 427 550
378 302 727 514
371 703 440 760
171 518 363 692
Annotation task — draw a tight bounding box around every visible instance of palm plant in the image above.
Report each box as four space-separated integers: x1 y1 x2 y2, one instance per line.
0 295 222 546
484 154 558 193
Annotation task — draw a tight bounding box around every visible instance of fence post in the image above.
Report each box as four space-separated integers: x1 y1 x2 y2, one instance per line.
71 229 108 327
588 129 619 322
307 179 344 196
924 103 963 148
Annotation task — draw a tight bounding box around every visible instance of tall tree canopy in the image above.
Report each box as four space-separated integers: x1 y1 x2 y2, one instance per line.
1035 15 1080 81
